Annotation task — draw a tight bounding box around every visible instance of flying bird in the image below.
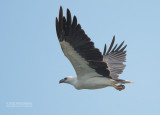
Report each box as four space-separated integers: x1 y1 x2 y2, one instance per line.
56 6 133 91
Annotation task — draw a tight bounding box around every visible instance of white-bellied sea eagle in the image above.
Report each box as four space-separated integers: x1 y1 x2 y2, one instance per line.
56 6 133 91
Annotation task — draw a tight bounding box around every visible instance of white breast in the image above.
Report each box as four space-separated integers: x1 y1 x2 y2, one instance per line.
75 76 115 89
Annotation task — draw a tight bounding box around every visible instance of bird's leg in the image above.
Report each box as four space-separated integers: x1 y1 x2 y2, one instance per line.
113 84 125 91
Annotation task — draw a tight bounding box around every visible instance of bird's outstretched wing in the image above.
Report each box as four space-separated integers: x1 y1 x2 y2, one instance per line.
103 36 127 80
56 7 111 79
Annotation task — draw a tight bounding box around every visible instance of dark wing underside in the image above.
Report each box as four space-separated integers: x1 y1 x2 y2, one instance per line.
103 36 127 80
56 6 111 78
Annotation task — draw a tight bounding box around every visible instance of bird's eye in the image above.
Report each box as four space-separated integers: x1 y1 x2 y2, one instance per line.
64 78 67 80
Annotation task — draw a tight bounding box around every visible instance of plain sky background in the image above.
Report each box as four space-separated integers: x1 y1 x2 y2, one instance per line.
1 0 160 115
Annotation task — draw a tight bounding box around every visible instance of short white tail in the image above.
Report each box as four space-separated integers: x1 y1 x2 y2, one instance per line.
116 80 135 84
121 80 135 84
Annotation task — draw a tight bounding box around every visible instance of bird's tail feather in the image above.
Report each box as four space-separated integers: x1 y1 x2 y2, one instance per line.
116 80 134 84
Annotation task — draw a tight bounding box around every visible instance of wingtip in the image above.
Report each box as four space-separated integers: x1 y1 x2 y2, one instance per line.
67 8 71 16
106 36 115 55
72 15 77 28
60 6 62 11
58 6 63 32
103 44 107 55
67 8 71 24
73 16 77 22
120 44 127 52
59 6 63 18
67 8 70 13
113 35 115 40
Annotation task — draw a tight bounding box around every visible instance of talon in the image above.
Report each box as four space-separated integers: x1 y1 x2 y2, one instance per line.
113 84 125 91
120 85 125 91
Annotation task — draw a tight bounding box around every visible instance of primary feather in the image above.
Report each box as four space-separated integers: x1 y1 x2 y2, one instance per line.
103 36 127 80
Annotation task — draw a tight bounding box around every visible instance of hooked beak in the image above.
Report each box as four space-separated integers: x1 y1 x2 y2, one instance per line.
59 79 65 83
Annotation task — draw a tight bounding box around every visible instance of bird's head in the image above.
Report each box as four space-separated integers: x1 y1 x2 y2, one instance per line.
59 76 77 85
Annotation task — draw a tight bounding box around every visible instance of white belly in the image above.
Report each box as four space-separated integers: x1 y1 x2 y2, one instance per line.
75 77 115 89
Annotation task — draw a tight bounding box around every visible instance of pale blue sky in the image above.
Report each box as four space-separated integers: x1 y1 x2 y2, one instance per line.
1 0 160 115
